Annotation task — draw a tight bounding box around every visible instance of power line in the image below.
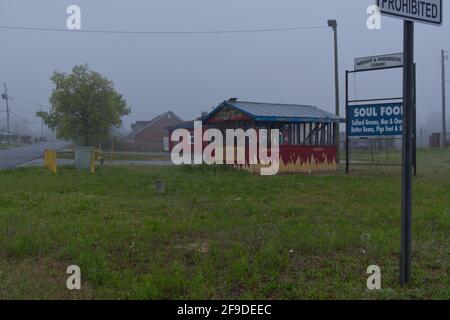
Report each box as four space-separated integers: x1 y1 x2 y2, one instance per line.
10 103 30 116
10 101 38 117
0 24 328 35
10 111 41 123
10 100 47 136
12 97 49 108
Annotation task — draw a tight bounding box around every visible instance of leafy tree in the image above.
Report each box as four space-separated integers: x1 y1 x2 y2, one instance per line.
38 64 130 146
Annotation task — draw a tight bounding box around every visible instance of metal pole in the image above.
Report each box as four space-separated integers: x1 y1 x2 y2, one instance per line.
328 20 340 164
442 50 447 148
400 21 414 286
345 70 349 174
413 63 417 176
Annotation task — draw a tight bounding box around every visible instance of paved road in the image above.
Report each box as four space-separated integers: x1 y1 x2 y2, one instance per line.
0 141 69 169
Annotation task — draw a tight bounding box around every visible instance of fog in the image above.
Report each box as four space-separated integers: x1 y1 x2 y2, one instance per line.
0 0 448 138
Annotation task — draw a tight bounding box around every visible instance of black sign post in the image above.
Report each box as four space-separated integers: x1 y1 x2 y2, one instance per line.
400 20 414 285
376 0 442 285
413 63 417 177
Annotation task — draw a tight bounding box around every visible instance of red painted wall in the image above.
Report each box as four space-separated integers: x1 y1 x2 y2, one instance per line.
134 113 183 151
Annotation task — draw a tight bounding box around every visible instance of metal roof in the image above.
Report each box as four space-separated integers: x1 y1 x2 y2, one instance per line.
204 100 343 123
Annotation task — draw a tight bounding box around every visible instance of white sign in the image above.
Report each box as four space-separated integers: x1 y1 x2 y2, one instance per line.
355 53 403 71
377 0 442 25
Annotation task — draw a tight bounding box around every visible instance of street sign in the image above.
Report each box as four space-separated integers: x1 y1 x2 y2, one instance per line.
348 103 403 137
354 53 403 71
377 0 443 25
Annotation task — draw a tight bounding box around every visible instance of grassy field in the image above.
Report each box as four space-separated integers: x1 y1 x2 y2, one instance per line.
0 149 448 300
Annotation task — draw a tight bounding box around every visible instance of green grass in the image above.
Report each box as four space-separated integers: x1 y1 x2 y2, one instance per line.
0 149 448 299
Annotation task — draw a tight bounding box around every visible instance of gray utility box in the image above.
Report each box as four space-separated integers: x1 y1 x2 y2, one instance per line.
75 146 93 171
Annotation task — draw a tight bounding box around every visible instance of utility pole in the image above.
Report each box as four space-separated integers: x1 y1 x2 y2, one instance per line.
441 50 447 148
1 83 10 145
328 19 340 163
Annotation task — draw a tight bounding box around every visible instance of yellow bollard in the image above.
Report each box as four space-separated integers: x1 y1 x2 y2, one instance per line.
44 149 57 174
90 148 96 174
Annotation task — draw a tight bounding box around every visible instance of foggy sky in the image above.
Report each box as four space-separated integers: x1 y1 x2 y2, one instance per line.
0 0 449 137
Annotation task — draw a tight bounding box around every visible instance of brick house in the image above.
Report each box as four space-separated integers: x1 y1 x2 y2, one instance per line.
129 111 183 151
131 121 151 132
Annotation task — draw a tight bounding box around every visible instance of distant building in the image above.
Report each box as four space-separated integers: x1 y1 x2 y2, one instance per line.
0 133 32 144
128 111 183 152
429 132 450 148
167 120 197 135
20 135 32 144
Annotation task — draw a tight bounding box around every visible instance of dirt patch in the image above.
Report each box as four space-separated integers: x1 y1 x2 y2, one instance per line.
0 256 94 300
